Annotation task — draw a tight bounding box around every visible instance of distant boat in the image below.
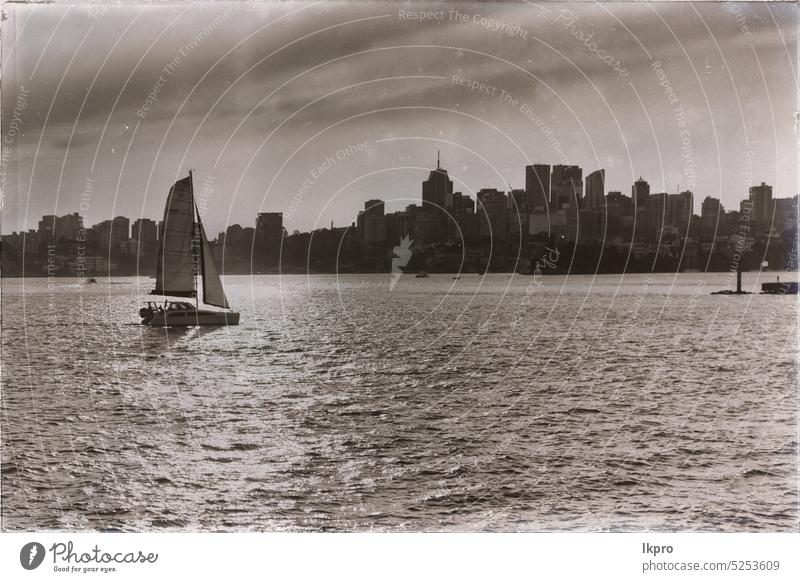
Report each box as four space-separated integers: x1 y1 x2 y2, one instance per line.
86 277 97 284
762 278 798 294
140 171 240 326
415 271 429 278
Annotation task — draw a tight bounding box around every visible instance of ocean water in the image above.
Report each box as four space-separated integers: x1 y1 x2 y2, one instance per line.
1 272 797 531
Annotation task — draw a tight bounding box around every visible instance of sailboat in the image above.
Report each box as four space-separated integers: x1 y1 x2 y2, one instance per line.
140 171 240 326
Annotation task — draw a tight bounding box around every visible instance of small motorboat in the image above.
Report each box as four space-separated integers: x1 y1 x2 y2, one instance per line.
86 277 97 284
415 271 429 278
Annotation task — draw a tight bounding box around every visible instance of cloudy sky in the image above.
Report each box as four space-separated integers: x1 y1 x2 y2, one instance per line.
1 0 796 235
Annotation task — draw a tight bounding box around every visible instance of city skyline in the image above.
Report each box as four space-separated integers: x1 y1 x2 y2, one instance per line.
3 155 795 278
3 160 795 243
1 1 796 236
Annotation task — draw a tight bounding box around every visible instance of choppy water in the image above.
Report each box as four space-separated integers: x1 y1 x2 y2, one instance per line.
1 272 797 531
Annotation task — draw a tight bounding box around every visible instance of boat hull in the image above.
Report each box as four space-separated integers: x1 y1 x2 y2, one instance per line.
145 309 240 326
761 282 798 294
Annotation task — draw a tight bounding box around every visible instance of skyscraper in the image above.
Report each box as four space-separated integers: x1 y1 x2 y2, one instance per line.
421 153 454 240
748 182 774 234
701 197 724 230
632 177 650 207
666 191 693 231
476 188 508 240
646 193 667 230
508 188 527 212
585 169 605 210
551 165 583 211
525 164 550 212
774 196 798 235
357 200 386 243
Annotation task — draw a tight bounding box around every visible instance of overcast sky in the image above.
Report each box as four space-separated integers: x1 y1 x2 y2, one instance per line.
1 0 797 235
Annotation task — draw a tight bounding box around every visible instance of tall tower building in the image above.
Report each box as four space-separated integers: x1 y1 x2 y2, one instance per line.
748 182 774 234
476 188 508 240
356 200 386 243
632 177 650 210
551 165 583 211
701 197 724 230
585 169 605 210
421 152 454 240
525 164 551 212
666 191 693 231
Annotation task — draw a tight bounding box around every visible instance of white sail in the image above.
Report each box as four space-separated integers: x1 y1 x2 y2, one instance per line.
197 213 230 309
153 177 196 297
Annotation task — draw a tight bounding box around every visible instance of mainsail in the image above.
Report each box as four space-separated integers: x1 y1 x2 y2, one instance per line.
196 208 230 309
152 176 196 297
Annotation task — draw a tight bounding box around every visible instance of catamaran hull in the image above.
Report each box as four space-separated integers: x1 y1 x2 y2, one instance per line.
145 310 240 326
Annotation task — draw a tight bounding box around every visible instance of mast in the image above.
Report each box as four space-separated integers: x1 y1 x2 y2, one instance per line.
737 262 742 293
189 169 199 310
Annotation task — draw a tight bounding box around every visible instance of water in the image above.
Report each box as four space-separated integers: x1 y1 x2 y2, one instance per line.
1 272 797 531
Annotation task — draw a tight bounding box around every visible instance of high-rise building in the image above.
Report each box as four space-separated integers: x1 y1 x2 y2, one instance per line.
476 188 508 240
111 216 130 244
666 191 693 231
406 204 440 244
56 213 83 241
132 218 158 246
422 153 454 240
700 197 724 230
449 192 478 240
748 182 774 235
525 164 550 212
357 200 386 244
92 220 112 250
632 177 650 210
551 165 583 211
585 169 605 210
38 213 84 242
37 215 57 242
508 188 527 212
92 216 129 252
774 196 798 235
646 193 668 230
508 189 529 240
